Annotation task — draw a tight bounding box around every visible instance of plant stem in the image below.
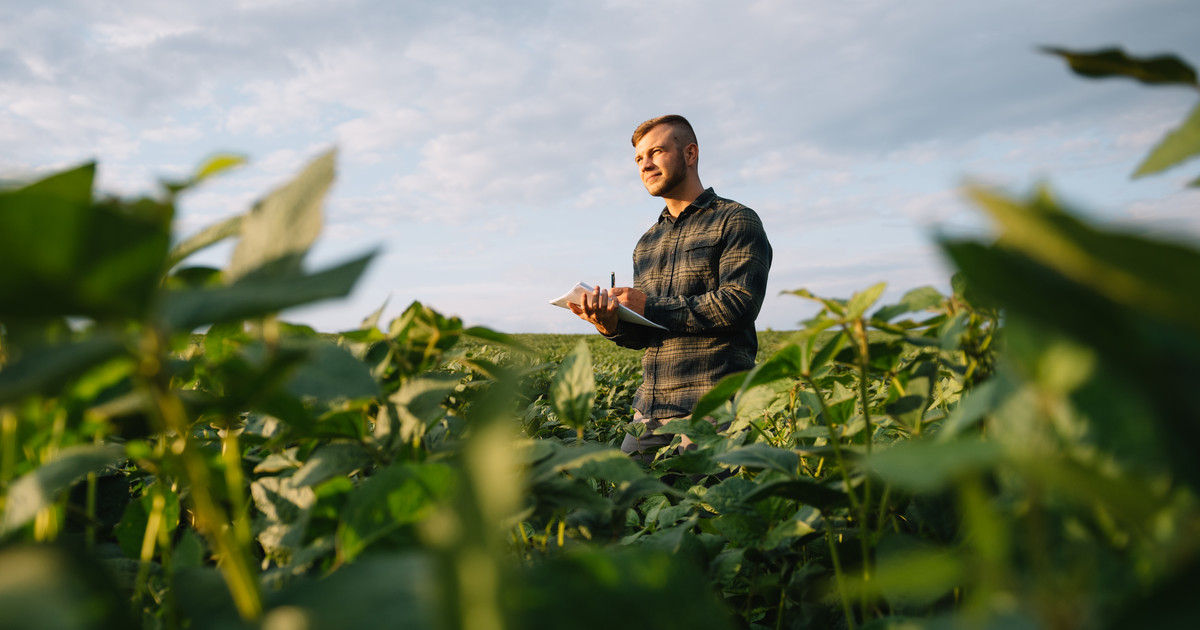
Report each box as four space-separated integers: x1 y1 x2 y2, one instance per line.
851 318 874 621
140 329 262 621
826 527 856 630
222 424 252 552
800 376 861 515
0 408 17 506
133 488 166 614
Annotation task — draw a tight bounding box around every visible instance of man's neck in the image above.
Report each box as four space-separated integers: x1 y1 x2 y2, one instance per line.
662 179 706 218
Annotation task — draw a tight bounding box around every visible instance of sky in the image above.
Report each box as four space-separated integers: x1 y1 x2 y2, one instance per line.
2 0 1198 334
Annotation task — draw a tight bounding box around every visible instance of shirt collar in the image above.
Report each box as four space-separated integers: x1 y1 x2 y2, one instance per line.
658 187 716 223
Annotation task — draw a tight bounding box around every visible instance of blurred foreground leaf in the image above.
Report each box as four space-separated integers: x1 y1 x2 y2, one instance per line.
1043 46 1198 86
1 444 125 535
550 339 595 430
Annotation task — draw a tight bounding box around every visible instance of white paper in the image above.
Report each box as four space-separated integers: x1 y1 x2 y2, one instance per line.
549 282 668 330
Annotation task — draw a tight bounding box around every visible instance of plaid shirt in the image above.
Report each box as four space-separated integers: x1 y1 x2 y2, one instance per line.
606 188 772 420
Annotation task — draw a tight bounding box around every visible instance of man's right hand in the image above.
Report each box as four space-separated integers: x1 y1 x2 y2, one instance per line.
609 287 646 315
568 285 620 335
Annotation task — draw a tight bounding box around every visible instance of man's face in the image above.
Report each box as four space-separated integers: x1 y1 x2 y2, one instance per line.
634 124 688 197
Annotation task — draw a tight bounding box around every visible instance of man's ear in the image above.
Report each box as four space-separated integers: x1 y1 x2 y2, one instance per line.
685 143 699 166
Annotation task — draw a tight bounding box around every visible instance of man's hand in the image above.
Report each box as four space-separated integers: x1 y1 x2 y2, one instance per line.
568 286 620 335
610 286 646 315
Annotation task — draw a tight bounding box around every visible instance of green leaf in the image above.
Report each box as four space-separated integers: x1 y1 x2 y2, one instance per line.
1042 46 1198 86
530 442 628 484
357 296 390 332
566 448 647 484
509 548 737 630
550 339 595 429
114 487 181 560
0 546 135 629
807 329 847 376
157 251 375 331
885 360 938 430
692 343 802 420
339 463 456 561
690 371 748 421
1134 101 1200 177
165 213 243 270
715 443 799 477
787 288 847 317
740 478 850 510
0 164 171 320
251 475 317 565
1108 557 1200 628
835 340 908 373
284 339 380 404
844 536 963 607
0 334 126 404
193 153 247 182
265 553 438 629
864 439 1002 493
463 325 535 356
383 372 460 444
872 286 944 322
291 442 372 487
0 444 125 535
846 282 887 320
228 149 335 280
964 186 1200 336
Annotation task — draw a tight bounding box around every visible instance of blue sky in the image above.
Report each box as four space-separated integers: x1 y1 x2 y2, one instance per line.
2 0 1198 333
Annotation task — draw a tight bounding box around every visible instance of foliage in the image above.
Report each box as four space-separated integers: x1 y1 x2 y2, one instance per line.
2 45 1200 630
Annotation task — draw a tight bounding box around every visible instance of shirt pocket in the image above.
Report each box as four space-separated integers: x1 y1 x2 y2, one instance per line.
677 236 721 293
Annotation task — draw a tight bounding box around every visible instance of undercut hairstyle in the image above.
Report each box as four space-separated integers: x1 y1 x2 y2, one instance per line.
631 114 698 149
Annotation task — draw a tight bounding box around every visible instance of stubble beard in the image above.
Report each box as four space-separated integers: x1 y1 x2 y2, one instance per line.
646 166 685 198
644 150 686 198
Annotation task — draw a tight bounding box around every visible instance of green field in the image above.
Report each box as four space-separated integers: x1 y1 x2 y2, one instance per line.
3 46 1200 630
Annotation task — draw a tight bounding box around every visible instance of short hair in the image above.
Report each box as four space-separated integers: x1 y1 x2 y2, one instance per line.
631 114 698 149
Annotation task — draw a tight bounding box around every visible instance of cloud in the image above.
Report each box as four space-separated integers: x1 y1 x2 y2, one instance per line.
2 0 1197 334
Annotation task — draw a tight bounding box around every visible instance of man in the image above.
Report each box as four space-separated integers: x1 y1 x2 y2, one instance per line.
569 114 772 463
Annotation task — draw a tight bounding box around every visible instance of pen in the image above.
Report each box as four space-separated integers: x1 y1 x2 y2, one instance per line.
611 272 615 289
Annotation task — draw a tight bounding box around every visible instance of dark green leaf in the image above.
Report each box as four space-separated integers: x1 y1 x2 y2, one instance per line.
157 251 375 331
0 545 135 629
0 164 171 320
835 340 908 373
715 443 799 477
964 186 1200 336
568 449 647 483
1043 46 1198 86
740 478 851 510
291 442 372 487
0 334 126 404
1109 557 1200 628
872 286 944 321
690 371 748 421
114 487 181 560
339 463 456 561
693 344 802 420
885 360 938 430
510 547 737 630
284 339 379 404
0 444 125 535
864 439 1002 492
265 553 438 629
